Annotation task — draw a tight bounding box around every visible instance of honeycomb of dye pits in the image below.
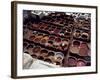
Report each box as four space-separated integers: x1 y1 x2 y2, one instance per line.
23 12 91 67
